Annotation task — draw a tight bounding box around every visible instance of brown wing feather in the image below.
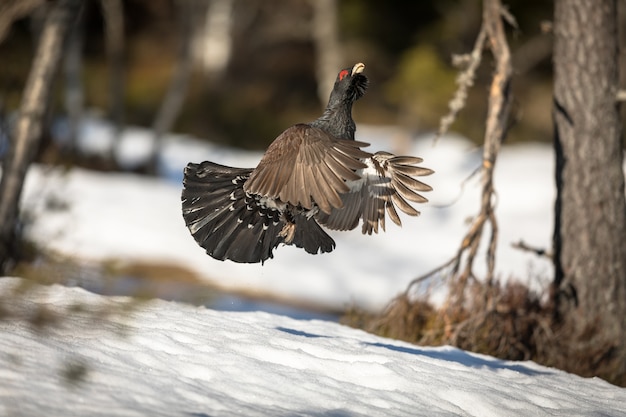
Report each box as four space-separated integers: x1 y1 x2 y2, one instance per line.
244 127 300 197
316 151 433 234
244 124 371 213
385 200 401 227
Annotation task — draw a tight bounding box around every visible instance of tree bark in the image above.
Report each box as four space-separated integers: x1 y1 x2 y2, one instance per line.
0 0 81 273
552 0 626 368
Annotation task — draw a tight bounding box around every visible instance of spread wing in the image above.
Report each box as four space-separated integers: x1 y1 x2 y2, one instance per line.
316 152 434 235
244 124 371 214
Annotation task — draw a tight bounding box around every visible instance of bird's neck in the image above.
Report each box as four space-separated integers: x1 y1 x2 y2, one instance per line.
311 102 356 140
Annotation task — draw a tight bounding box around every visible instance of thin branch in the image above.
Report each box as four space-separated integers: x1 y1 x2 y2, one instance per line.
431 160 481 209
511 240 552 259
404 255 457 296
499 5 518 28
435 22 487 143
0 0 44 44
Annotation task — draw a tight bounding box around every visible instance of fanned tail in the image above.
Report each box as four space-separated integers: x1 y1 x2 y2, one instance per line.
182 161 285 264
292 215 336 255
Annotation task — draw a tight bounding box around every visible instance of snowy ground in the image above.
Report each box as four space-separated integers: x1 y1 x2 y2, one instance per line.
2 119 625 415
2 277 625 417
20 118 556 311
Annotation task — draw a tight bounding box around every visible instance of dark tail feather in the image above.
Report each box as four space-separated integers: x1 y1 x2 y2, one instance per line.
182 161 284 264
292 215 336 255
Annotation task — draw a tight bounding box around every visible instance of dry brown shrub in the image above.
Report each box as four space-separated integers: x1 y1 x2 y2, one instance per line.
341 278 626 387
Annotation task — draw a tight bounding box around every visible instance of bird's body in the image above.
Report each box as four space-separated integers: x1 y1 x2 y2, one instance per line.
182 63 433 263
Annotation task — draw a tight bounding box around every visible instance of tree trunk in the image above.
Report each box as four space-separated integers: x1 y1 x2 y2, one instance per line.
98 0 125 165
147 0 194 175
552 0 626 376
192 0 234 77
311 0 340 106
0 0 81 273
63 6 84 155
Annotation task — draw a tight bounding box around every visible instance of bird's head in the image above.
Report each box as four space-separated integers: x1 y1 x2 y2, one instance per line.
313 62 369 140
329 62 369 105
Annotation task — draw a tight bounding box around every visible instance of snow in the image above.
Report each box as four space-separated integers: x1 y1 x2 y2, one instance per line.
22 119 555 311
2 277 625 417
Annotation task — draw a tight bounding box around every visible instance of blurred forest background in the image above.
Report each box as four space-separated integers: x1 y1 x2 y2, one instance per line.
0 0 558 156
2 0 626 388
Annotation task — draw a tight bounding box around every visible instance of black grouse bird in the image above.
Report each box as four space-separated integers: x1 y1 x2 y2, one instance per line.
182 62 433 264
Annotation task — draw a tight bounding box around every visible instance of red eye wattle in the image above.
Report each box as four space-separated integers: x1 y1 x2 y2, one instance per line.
339 69 349 81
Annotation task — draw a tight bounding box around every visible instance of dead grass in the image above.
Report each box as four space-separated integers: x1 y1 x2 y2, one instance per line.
341 278 626 387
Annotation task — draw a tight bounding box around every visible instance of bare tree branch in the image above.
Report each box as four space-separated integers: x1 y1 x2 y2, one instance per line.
436 23 487 142
0 0 44 44
469 0 513 285
406 0 514 298
511 239 552 259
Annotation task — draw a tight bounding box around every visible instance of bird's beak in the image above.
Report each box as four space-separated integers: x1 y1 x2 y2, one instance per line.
351 62 365 76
